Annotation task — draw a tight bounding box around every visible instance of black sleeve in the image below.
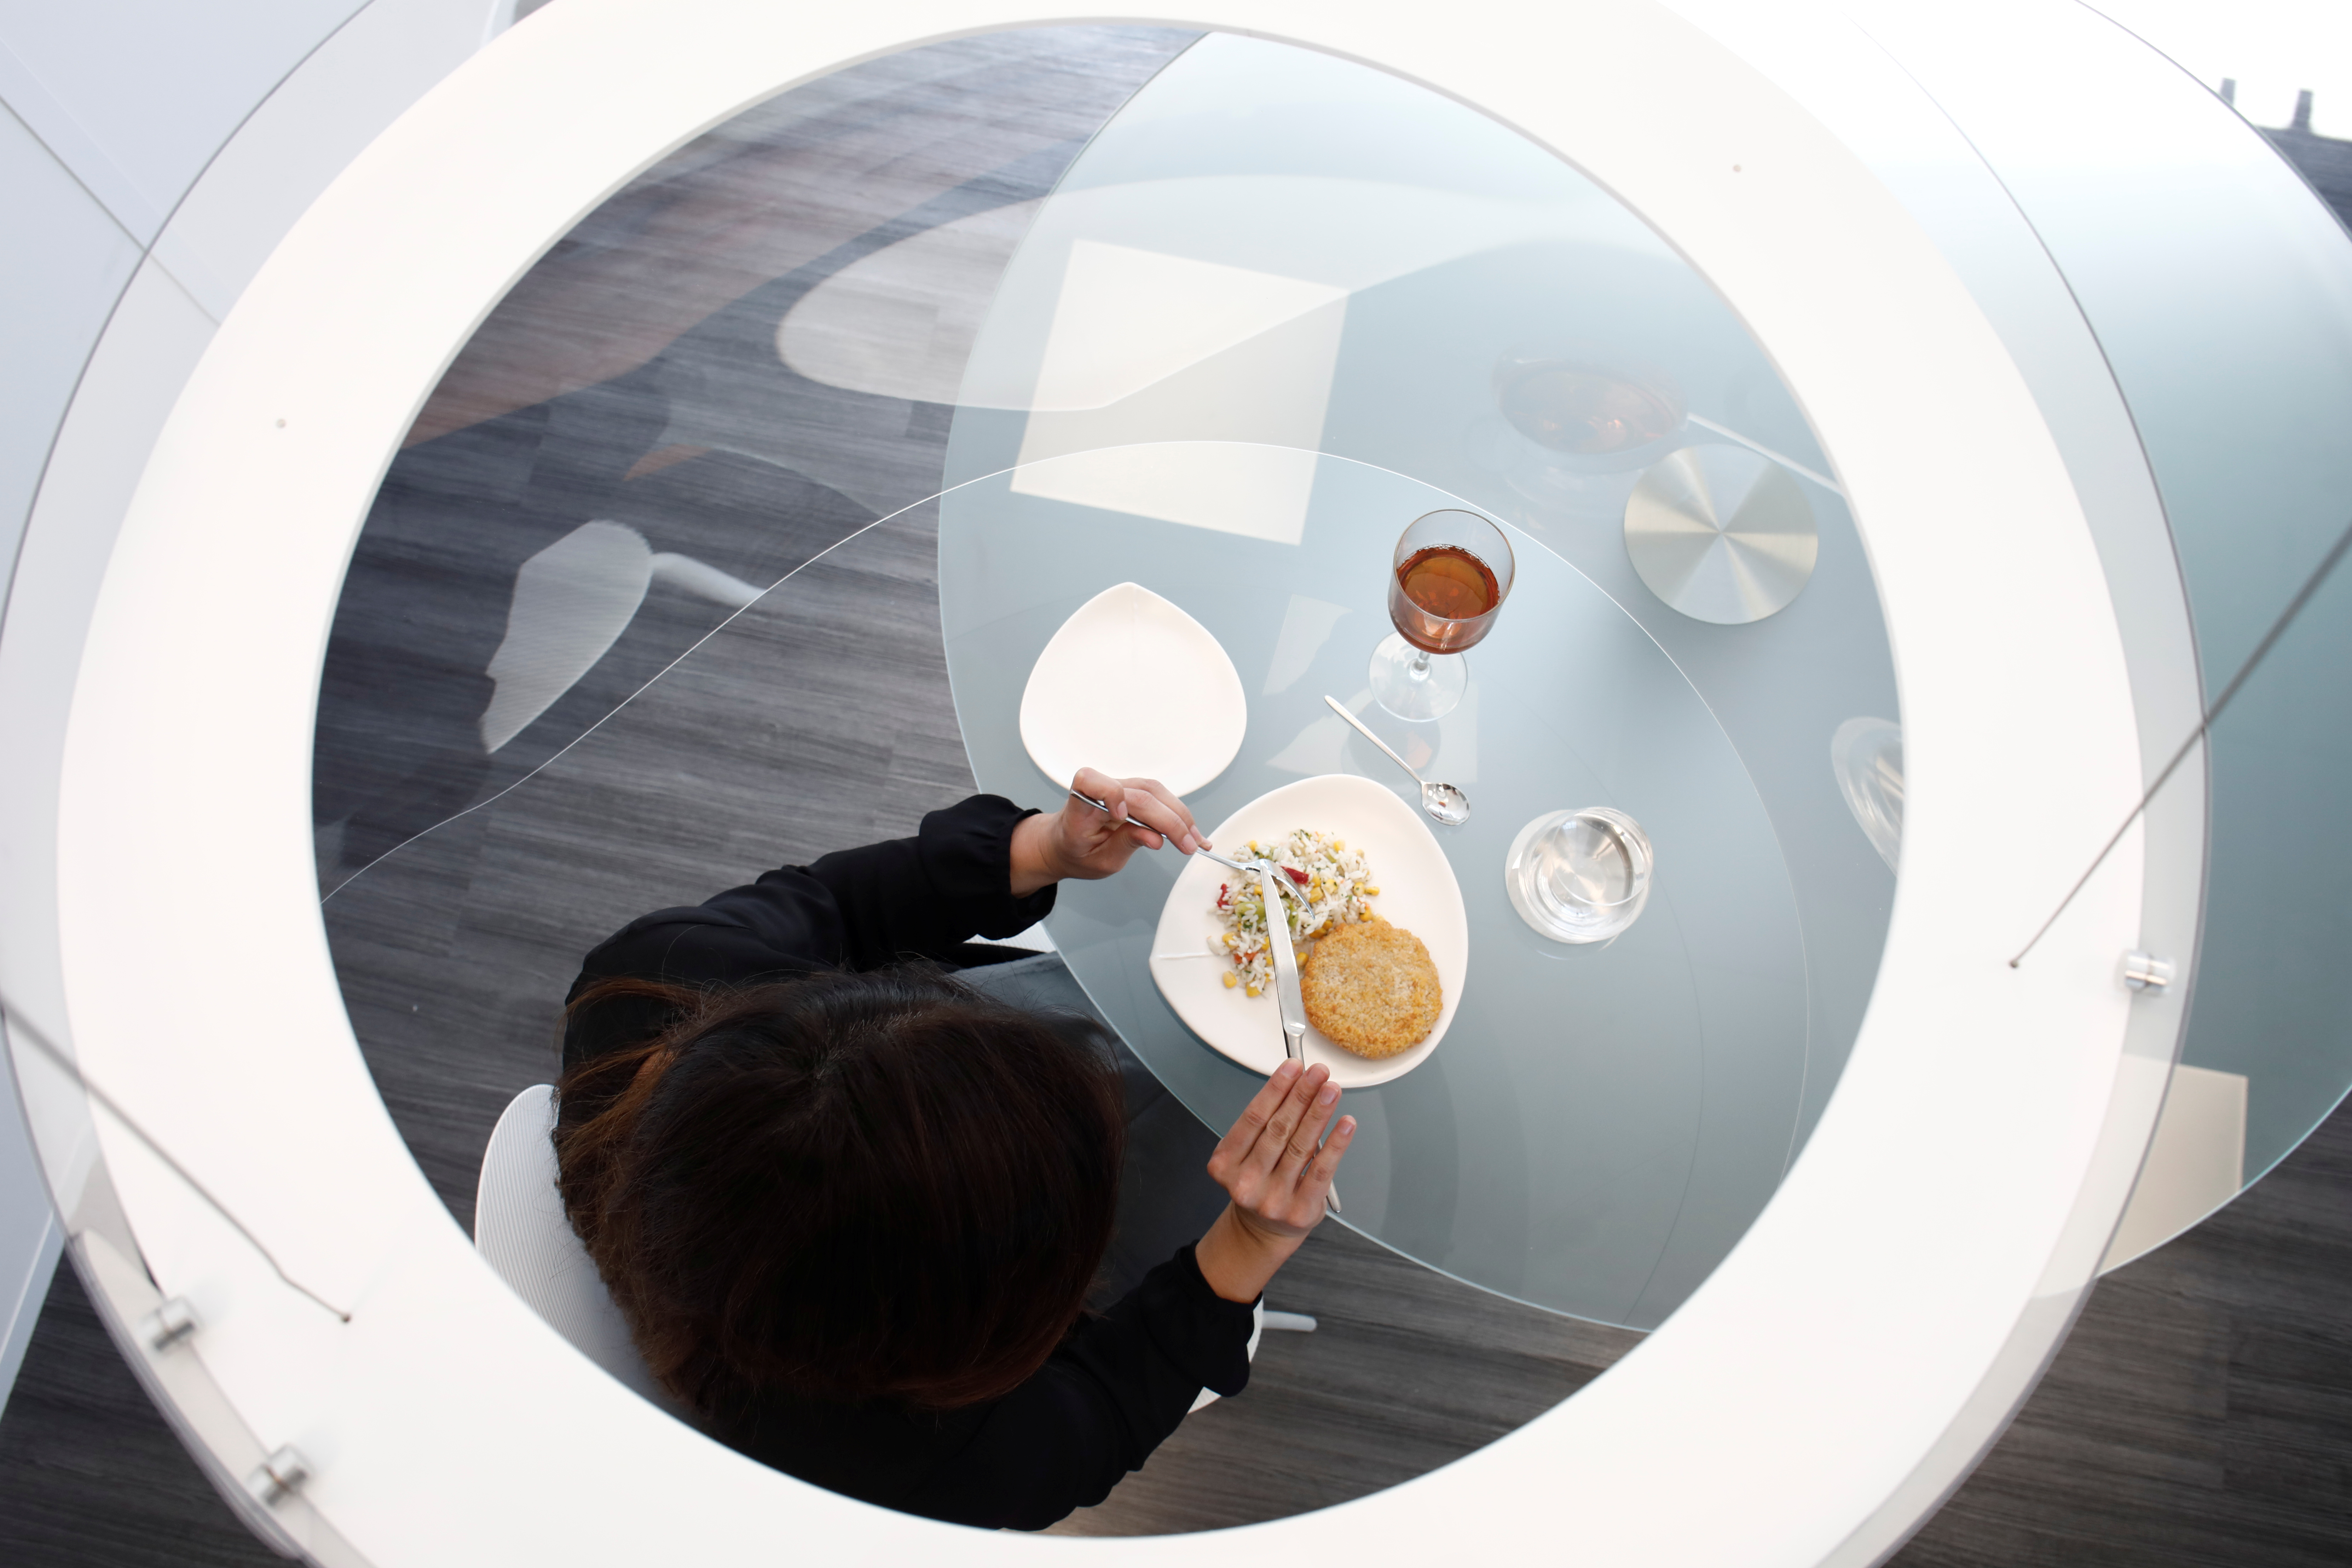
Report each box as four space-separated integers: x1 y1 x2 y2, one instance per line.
563 795 1056 1071
902 1245 1258 1531
803 794 1056 970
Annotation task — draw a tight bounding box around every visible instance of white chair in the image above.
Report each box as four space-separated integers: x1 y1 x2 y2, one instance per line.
474 1084 692 1419
475 1083 1292 1421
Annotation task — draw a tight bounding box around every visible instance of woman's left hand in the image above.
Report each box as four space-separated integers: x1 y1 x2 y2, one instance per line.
1194 1059 1355 1303
1010 767 1205 894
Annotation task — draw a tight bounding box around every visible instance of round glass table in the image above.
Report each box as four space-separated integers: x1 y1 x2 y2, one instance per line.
940 445 1815 1325
919 30 1903 1326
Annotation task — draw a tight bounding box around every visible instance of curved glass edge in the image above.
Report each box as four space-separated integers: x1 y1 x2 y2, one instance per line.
1868 5 2351 1215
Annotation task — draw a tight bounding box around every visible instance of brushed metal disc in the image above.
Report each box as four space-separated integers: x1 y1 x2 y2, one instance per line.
1623 445 1818 624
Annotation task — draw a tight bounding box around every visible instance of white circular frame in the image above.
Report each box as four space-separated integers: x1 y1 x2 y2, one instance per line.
17 2 2159 1563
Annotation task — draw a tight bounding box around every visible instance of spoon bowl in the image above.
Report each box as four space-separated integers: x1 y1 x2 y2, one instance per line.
1324 695 1472 826
1421 781 1472 826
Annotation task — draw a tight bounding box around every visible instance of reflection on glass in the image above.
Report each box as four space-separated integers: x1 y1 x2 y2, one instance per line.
1496 353 1686 465
1370 508 1515 721
1831 716 1904 873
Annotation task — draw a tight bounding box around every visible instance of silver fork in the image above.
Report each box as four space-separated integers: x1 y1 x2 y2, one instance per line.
1067 789 1311 908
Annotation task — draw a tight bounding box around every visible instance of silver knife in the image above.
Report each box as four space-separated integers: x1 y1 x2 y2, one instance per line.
1079 793 1341 1215
1256 878 1343 1217
1258 863 1308 1068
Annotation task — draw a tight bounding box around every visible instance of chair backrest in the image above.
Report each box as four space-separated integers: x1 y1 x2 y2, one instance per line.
474 1083 690 1418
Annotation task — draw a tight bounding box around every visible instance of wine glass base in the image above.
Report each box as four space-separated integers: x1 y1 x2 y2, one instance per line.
1369 632 1466 721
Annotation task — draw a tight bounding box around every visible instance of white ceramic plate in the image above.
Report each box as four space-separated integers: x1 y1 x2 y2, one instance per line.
1018 582 1246 796
1149 773 1468 1088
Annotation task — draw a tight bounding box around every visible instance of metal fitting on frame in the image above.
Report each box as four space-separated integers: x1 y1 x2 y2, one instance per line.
137 1297 198 1352
2122 951 2175 993
245 1446 311 1508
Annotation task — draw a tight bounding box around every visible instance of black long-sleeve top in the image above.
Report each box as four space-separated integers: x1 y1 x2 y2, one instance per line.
561 794 1256 1530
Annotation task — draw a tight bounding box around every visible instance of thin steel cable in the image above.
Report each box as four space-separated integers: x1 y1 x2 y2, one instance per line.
0 997 352 1322
2010 512 2352 967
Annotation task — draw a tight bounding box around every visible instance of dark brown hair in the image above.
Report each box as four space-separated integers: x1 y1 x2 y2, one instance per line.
555 969 1124 1415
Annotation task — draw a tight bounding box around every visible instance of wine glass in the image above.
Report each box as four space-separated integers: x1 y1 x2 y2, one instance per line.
1369 509 1515 722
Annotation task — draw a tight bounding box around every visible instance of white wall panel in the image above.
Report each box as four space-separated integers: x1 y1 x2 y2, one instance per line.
151 0 499 322
0 104 141 585
0 109 144 1393
0 0 370 240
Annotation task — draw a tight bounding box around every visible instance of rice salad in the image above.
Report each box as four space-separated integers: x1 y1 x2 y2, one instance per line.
1212 829 1380 996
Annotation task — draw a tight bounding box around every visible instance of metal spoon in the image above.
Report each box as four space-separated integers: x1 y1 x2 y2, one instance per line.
1322 696 1471 825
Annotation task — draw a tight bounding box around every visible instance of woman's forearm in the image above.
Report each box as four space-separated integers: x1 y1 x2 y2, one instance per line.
1192 1203 1303 1304
1008 812 1063 897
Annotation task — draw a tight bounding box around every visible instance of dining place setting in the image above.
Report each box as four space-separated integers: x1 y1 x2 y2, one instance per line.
1011 502 1658 1104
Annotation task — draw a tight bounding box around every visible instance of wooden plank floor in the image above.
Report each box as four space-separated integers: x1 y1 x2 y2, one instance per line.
1050 1224 1642 1536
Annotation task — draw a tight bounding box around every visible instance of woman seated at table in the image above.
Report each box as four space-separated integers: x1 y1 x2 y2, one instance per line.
557 768 1353 1530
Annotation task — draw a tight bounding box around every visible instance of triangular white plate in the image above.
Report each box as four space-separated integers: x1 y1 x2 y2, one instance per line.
1150 774 1467 1089
1018 582 1246 795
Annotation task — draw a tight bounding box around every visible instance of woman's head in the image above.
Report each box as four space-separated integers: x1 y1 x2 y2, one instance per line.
555 969 1124 1414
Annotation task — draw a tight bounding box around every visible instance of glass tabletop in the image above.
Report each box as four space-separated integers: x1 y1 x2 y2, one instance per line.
929 32 1900 1326
941 447 1816 1325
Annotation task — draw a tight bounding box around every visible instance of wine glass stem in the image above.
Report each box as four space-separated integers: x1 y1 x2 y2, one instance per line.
1409 649 1432 681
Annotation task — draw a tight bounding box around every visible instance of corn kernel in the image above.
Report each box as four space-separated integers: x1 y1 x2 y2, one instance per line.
1246 984 1261 998
1365 885 1380 896
1223 971 1238 989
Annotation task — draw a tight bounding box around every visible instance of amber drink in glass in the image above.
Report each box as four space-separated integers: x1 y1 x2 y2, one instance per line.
1370 509 1514 721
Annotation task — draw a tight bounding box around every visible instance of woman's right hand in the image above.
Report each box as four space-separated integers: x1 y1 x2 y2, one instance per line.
1193 1060 1355 1304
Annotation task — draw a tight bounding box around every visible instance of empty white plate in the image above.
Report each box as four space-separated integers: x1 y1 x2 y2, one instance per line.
1018 582 1247 795
1150 773 1468 1089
